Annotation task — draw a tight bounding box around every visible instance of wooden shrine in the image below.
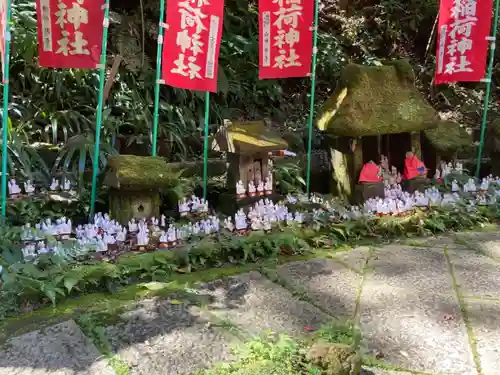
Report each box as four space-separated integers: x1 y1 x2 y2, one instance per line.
212 120 288 212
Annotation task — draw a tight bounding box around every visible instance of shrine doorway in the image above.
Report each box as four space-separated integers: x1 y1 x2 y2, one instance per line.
385 133 411 173
362 136 380 164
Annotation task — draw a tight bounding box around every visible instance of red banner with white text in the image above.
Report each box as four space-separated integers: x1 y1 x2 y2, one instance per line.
435 0 493 84
36 0 104 69
0 0 7 78
258 0 313 79
162 0 224 93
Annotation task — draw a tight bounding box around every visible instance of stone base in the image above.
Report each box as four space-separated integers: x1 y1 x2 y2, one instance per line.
356 182 385 202
402 176 428 194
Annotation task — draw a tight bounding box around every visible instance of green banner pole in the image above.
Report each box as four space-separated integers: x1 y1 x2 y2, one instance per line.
151 0 166 157
202 92 210 200
1 0 12 219
89 0 111 220
475 0 500 178
305 0 320 196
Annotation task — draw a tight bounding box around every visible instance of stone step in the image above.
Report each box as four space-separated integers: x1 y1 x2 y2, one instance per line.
0 320 116 375
104 271 331 375
360 245 476 375
104 295 237 375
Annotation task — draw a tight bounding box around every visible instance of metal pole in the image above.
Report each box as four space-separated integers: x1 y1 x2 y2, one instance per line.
1 0 12 219
475 0 500 178
89 0 111 219
151 0 166 157
305 0 319 196
202 92 210 200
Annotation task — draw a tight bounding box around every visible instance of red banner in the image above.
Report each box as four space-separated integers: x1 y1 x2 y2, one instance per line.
258 0 313 79
36 0 104 69
162 0 224 93
0 0 7 78
435 0 493 84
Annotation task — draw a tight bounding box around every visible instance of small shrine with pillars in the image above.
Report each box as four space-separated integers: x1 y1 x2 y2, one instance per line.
211 119 288 212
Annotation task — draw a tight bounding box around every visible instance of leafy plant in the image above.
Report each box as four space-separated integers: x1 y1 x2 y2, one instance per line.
274 159 306 195
53 133 119 178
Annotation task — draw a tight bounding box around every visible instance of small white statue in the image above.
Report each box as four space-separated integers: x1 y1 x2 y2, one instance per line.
211 216 220 232
167 225 177 244
257 181 264 196
224 217 234 232
451 179 459 192
480 178 489 191
235 210 247 231
136 228 149 246
190 195 200 213
159 231 168 243
236 180 246 198
294 212 304 224
116 228 127 242
248 181 256 197
192 222 201 235
24 180 35 195
160 214 166 227
250 216 263 231
128 219 138 233
262 218 272 231
199 198 209 213
179 198 189 217
49 178 59 191
264 176 273 194
62 179 72 191
8 179 21 196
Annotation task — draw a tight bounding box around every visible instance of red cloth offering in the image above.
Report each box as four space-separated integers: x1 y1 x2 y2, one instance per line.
359 163 382 183
402 156 426 180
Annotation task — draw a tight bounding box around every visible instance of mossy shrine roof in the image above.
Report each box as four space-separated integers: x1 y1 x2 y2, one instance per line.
211 120 288 154
317 60 439 137
104 155 176 190
424 120 472 153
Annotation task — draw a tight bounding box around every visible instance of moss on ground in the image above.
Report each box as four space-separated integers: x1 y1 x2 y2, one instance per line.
317 60 438 137
0 263 262 344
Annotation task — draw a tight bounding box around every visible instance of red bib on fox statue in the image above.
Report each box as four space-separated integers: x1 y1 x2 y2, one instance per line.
359 161 382 183
402 152 426 180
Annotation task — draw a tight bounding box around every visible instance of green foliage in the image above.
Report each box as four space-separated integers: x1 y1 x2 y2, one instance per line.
200 334 320 375
0 228 308 310
274 159 306 195
315 320 362 348
198 319 362 375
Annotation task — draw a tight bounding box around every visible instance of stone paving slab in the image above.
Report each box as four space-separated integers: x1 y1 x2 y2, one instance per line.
455 231 500 259
105 296 237 375
0 320 115 375
465 299 500 375
276 259 362 319
198 271 329 337
331 246 371 273
402 235 468 249
361 368 414 375
369 244 453 293
360 245 476 374
448 248 500 299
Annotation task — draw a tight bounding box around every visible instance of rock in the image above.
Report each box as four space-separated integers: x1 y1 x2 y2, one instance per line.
306 341 362 375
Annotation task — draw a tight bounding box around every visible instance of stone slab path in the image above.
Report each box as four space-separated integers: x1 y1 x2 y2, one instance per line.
2 232 500 375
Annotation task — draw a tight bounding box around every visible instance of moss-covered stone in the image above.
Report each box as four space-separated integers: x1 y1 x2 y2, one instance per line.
104 155 177 191
306 341 362 375
317 60 438 137
109 190 161 224
424 121 471 153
